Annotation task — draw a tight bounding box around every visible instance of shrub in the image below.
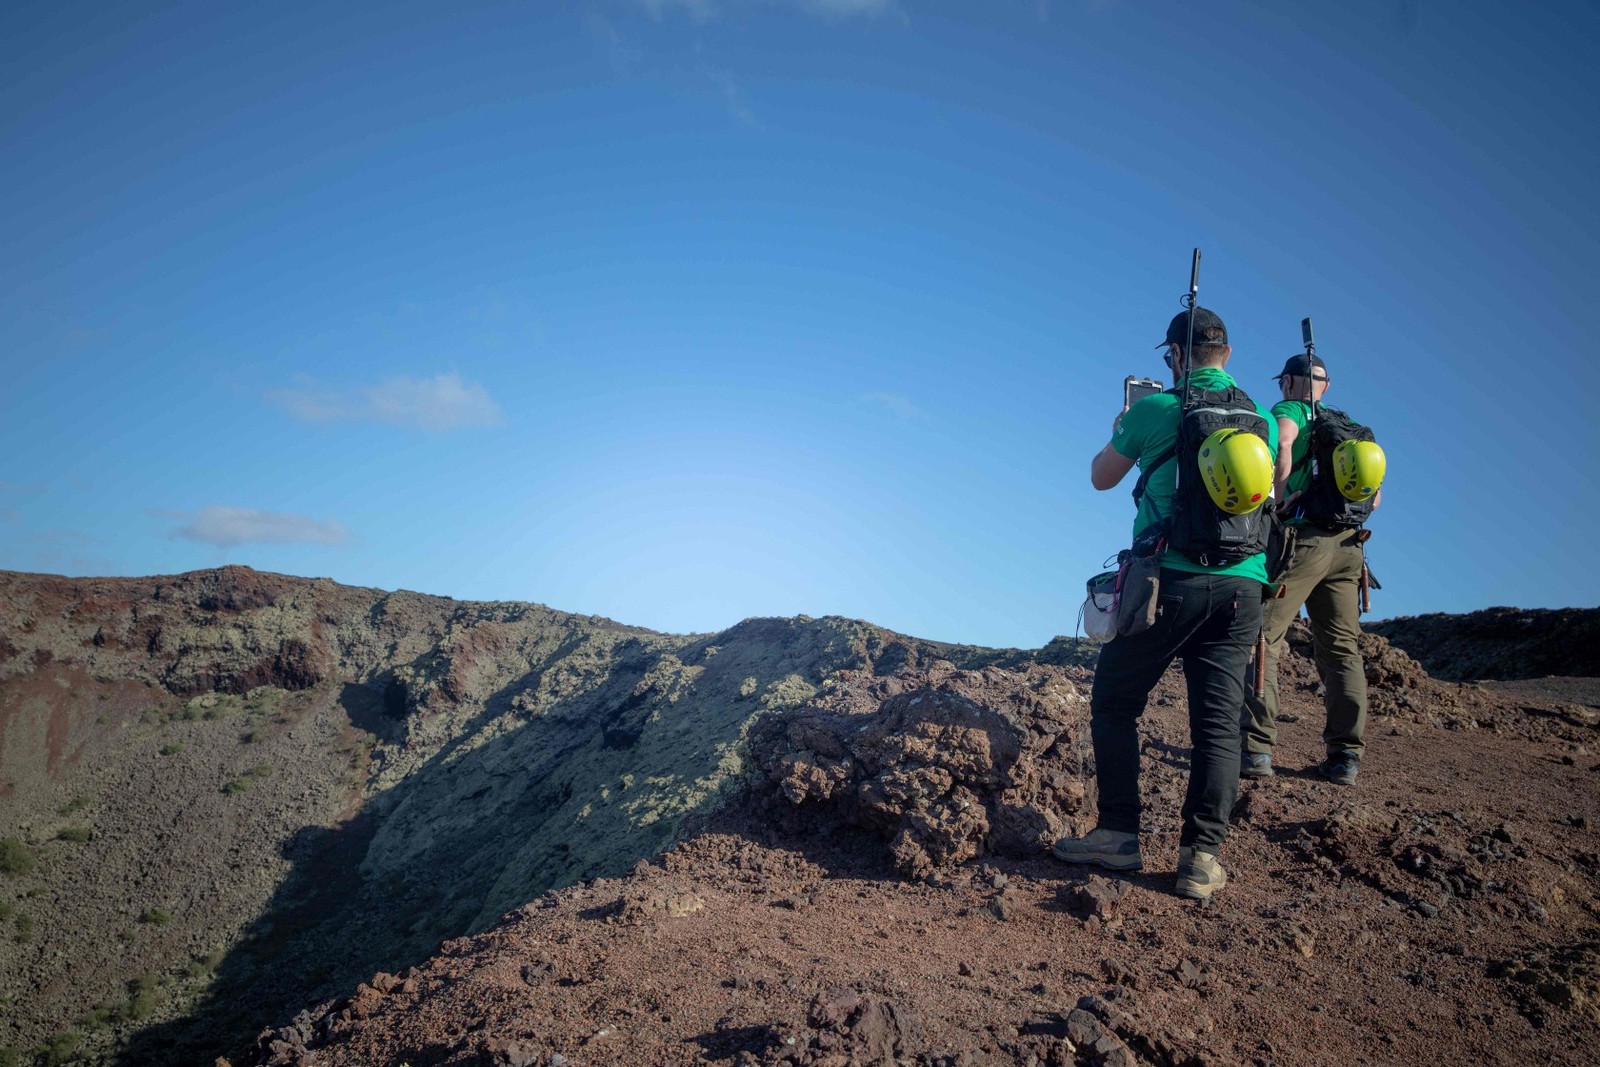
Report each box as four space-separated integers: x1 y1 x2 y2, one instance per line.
79 1002 117 1028
223 762 271 794
15 913 33 942
160 741 185 756
56 826 92 844
140 907 173 926
0 902 11 921
0 839 33 877
126 975 161 1021
42 1030 83 1067
58 796 89 815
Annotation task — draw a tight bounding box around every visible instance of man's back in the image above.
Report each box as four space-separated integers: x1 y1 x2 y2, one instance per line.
1110 366 1279 581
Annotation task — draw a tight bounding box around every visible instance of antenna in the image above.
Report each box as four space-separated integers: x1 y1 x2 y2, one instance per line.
1181 248 1201 412
1301 316 1320 490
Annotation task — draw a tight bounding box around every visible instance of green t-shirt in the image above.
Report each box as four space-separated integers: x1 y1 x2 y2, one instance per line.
1272 399 1313 498
1111 366 1280 583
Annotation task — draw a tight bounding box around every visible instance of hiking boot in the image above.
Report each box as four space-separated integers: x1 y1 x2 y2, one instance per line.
1240 752 1275 779
1175 846 1227 900
1319 753 1360 786
1051 827 1143 871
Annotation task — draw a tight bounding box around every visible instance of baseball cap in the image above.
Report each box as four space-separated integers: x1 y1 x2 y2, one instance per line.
1156 307 1228 348
1274 354 1328 379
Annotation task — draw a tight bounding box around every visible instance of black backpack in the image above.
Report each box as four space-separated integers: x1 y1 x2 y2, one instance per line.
1132 384 1275 567
1298 406 1378 530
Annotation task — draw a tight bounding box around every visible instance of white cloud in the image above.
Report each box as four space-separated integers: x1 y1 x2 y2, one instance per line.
635 0 891 19
797 0 892 15
172 506 348 548
364 374 503 431
265 373 503 432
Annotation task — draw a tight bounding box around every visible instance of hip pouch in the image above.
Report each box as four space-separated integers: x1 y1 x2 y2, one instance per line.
1115 550 1162 636
1080 570 1120 643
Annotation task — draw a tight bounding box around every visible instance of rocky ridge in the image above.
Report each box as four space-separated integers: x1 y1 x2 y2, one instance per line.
0 567 1014 1064
1368 606 1600 681
0 569 1596 1066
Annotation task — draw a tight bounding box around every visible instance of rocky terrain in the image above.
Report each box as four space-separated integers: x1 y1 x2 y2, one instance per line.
0 568 1596 1066
1368 607 1600 681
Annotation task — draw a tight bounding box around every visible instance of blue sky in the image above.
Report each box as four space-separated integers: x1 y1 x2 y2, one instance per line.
3 0 1596 648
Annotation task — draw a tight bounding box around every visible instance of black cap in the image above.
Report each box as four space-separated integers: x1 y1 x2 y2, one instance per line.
1274 353 1328 379
1156 307 1228 348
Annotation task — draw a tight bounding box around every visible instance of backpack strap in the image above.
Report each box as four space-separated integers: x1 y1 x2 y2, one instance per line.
1131 445 1176 508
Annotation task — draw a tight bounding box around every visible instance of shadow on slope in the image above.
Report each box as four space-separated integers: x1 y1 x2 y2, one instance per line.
114 616 1019 1066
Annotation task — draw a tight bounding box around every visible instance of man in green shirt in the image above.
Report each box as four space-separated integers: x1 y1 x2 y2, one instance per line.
1052 307 1278 900
1240 353 1375 785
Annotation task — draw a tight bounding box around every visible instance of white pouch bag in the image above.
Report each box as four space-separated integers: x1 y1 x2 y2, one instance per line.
1080 570 1120 643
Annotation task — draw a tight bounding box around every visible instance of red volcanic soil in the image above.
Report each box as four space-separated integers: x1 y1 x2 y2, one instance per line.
247 665 1600 1067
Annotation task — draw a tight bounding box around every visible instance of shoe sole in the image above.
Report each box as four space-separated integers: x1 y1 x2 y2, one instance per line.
1239 768 1274 780
1050 844 1144 871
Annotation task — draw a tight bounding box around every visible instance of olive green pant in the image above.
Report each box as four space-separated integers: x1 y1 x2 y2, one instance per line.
1242 526 1368 759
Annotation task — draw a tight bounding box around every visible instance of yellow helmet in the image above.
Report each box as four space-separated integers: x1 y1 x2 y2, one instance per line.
1333 439 1386 501
1198 428 1274 515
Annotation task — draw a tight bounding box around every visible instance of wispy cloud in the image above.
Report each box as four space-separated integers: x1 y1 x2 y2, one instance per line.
265 373 503 432
636 0 892 20
859 392 926 420
798 0 893 15
170 506 349 548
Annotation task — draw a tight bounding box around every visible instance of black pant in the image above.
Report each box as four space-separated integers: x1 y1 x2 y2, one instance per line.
1089 568 1264 853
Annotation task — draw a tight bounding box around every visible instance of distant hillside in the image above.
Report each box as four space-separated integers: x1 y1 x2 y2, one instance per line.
1367 606 1600 680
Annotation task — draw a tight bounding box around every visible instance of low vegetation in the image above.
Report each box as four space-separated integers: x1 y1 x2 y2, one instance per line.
55 826 92 843
32 1030 81 1067
0 838 34 877
222 762 272 795
126 974 162 1021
